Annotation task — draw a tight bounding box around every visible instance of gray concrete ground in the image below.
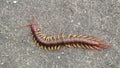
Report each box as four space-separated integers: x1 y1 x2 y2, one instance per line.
0 0 120 68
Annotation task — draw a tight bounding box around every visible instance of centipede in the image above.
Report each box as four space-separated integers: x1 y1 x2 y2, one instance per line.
20 14 110 50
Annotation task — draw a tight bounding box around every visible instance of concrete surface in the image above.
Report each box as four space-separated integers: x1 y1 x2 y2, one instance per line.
0 0 120 68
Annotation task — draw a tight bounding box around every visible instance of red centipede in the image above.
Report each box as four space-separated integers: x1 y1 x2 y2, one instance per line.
20 14 110 50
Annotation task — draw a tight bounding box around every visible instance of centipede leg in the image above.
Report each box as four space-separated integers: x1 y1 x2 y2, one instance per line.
66 44 72 48
93 46 102 50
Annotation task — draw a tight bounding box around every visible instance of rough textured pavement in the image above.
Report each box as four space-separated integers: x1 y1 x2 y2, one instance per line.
0 0 120 68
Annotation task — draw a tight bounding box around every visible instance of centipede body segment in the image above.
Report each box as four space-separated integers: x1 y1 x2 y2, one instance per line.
21 14 110 50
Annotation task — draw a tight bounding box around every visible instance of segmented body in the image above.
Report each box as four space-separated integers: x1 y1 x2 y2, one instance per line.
25 15 110 50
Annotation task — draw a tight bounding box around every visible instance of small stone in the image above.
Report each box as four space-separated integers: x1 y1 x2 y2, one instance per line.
13 1 17 3
58 56 61 59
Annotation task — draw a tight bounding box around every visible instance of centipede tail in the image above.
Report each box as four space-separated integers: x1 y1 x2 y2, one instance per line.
22 14 110 50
